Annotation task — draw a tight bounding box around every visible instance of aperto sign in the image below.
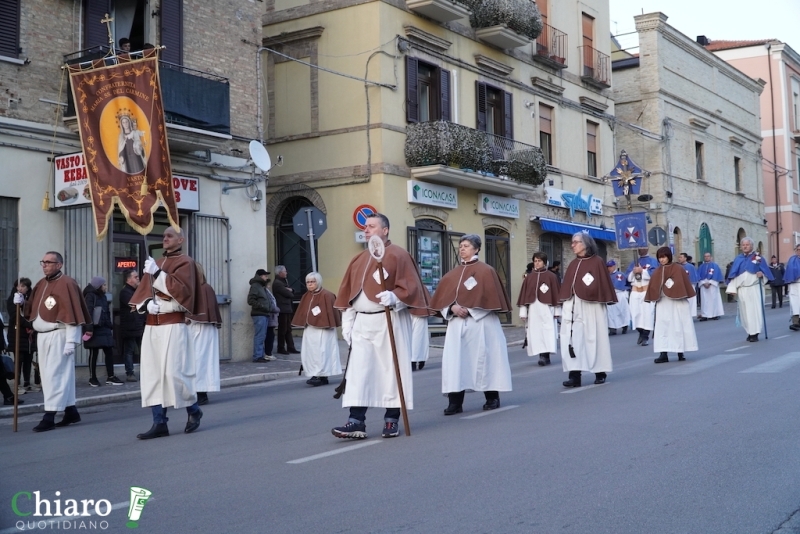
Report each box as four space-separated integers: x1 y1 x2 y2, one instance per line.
545 187 603 219
407 180 458 209
477 193 519 219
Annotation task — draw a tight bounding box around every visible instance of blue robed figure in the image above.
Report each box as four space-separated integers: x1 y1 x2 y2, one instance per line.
698 259 724 282
726 238 773 342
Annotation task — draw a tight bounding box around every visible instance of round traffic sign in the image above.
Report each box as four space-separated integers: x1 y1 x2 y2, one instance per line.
353 204 377 230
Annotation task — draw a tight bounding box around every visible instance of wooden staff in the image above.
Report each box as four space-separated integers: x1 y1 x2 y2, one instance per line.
368 236 411 437
12 294 21 432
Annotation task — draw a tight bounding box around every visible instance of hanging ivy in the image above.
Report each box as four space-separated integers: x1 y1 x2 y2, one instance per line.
465 0 544 41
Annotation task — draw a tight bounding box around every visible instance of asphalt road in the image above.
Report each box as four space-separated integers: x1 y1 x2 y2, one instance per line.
2 306 800 534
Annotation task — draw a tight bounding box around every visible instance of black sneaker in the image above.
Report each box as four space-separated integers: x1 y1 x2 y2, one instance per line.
88 378 101 387
106 376 124 386
331 421 367 439
382 422 399 438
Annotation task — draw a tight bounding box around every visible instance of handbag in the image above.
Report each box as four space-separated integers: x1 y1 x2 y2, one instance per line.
2 353 15 380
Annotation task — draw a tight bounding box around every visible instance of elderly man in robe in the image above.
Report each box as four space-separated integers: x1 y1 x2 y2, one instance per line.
626 247 658 346
23 251 90 432
332 213 428 439
697 252 725 321
292 272 342 387
678 253 699 318
784 244 800 331
130 227 206 439
726 237 773 342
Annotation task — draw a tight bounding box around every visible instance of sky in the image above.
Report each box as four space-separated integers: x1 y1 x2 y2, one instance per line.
609 0 800 54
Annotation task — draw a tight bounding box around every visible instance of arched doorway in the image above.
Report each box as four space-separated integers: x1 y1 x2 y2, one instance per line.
698 223 712 258
736 228 746 257
673 226 682 254
596 240 608 261
275 197 319 299
485 227 511 324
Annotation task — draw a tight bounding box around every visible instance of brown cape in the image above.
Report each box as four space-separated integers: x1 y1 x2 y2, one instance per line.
187 283 222 325
429 259 511 313
292 288 341 328
558 255 618 304
409 284 434 317
517 268 561 307
25 273 90 326
644 263 696 301
334 241 428 310
130 250 204 315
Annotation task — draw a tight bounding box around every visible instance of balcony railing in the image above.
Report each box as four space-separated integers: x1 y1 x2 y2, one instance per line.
534 23 567 68
579 45 611 88
405 121 547 187
63 46 231 135
465 0 543 41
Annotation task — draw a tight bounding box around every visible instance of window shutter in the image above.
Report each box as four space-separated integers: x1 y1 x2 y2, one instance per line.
0 0 20 58
84 0 111 49
440 68 451 122
160 0 184 65
503 91 513 139
476 81 487 131
406 56 419 123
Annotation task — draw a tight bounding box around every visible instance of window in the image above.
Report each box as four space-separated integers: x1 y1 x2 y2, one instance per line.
586 121 598 177
792 78 800 130
539 104 553 165
734 156 742 192
0 0 20 58
476 82 513 138
695 142 705 181
406 57 450 123
0 197 19 322
582 13 595 77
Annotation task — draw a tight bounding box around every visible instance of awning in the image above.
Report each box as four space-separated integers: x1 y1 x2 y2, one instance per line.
535 217 616 242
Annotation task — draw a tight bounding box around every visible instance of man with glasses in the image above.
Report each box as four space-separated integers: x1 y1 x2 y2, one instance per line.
22 252 90 432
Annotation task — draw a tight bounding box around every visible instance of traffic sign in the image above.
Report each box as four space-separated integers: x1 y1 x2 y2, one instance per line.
353 204 377 230
648 226 667 247
292 207 327 241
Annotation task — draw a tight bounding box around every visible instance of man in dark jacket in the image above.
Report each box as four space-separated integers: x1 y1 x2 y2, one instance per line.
769 256 785 308
119 270 146 381
248 269 274 362
272 265 299 354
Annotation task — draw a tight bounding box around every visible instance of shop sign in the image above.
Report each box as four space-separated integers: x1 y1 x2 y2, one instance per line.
407 180 457 209
477 193 519 219
172 175 199 211
115 258 138 272
545 187 602 219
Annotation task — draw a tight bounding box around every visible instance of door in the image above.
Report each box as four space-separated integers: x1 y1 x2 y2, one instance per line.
275 197 319 300
485 228 511 324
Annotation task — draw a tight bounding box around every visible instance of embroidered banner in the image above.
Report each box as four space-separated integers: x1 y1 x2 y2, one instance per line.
68 49 179 239
614 212 648 250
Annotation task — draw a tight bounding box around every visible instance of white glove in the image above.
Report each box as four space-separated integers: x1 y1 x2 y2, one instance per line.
376 290 398 307
146 300 160 314
13 292 24 305
341 308 355 346
143 256 159 275
63 342 76 357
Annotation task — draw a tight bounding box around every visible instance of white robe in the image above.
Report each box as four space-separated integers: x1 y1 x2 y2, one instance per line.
727 271 765 335
628 271 655 330
687 294 698 318
653 297 698 353
520 301 558 355
300 325 342 377
788 281 800 316
560 296 613 373
188 322 220 392
33 319 80 412
139 277 196 409
441 307 512 393
699 280 725 318
410 315 430 363
342 292 413 410
607 289 631 329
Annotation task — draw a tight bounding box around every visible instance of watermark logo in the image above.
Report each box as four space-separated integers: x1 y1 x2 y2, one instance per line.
126 487 152 529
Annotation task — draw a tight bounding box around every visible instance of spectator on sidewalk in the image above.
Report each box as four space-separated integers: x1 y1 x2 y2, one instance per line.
83 277 123 386
119 270 145 381
248 269 274 363
264 278 279 359
273 265 299 355
769 256 785 309
1 314 24 405
6 277 39 393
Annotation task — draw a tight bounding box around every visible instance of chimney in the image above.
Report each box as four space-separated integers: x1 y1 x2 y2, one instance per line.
696 35 711 46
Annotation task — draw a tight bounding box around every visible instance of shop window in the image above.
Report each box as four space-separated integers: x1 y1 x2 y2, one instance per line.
734 157 742 192
485 228 511 324
476 82 512 138
0 197 19 320
539 232 563 273
408 219 462 322
275 197 318 301
0 0 20 59
539 103 553 165
406 57 450 123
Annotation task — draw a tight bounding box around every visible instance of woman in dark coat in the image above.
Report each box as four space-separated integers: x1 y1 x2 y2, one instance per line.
6 277 38 392
83 277 123 386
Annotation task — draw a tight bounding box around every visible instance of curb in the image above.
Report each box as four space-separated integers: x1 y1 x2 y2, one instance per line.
0 370 298 418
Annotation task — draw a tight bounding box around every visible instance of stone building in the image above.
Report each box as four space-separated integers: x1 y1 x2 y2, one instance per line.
0 0 267 363
612 12 766 269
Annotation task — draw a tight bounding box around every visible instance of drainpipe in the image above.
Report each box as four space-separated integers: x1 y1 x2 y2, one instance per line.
257 47 268 145
767 42 782 263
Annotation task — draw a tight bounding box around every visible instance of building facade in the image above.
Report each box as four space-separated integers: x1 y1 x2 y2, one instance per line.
612 12 766 269
707 38 800 264
262 0 620 324
0 0 267 363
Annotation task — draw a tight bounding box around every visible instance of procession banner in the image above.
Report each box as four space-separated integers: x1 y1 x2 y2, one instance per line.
614 212 648 250
67 48 179 239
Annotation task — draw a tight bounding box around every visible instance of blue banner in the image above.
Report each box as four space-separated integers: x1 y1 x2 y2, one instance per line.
614 212 648 249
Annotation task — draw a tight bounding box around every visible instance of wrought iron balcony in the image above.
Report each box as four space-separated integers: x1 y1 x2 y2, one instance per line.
534 23 567 69
405 121 547 192
579 45 611 88
464 0 543 49
62 46 231 138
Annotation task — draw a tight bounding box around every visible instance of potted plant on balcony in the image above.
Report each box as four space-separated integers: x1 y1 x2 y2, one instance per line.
406 121 491 173
466 0 543 49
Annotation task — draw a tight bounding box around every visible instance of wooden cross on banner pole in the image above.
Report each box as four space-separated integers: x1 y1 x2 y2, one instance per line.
100 13 115 49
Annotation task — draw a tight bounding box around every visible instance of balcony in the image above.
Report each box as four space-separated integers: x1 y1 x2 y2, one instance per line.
533 23 567 70
406 0 471 23
465 0 543 50
579 45 611 89
63 47 231 151
405 121 547 194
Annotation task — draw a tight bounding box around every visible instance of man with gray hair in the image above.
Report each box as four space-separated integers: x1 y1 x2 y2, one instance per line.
272 265 299 355
726 237 773 341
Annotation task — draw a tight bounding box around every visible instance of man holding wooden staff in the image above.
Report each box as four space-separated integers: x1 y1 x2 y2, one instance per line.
332 213 427 439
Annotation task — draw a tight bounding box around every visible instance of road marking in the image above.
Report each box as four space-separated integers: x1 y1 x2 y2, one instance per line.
740 352 800 373
287 441 380 464
772 335 789 340
656 354 748 375
0 501 132 534
461 405 519 419
726 346 749 352
561 384 605 394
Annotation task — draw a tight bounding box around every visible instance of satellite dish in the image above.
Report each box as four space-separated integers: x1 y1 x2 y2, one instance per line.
637 194 654 202
249 140 272 173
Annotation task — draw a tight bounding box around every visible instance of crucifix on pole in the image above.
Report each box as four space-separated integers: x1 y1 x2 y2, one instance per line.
100 13 116 51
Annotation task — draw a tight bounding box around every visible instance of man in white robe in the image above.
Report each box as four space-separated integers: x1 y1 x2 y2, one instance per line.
626 248 658 346
606 260 631 334
410 312 430 371
697 253 725 321
726 237 773 342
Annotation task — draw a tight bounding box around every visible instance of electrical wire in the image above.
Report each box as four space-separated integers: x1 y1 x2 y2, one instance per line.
263 47 396 89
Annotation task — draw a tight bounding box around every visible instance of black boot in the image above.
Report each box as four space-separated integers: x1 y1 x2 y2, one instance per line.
654 352 669 364
677 353 686 361
185 408 203 434
411 362 417 371
444 392 464 415
33 412 56 433
594 372 607 384
608 328 617 336
563 371 581 388
137 423 170 440
482 391 500 411
197 392 209 405
622 326 628 334
418 362 425 370
538 353 548 366
55 406 81 427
